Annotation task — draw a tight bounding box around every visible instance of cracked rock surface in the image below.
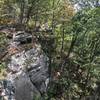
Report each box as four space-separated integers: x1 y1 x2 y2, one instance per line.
0 31 49 100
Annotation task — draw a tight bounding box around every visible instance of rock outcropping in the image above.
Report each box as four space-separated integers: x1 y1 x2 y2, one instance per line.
0 31 49 100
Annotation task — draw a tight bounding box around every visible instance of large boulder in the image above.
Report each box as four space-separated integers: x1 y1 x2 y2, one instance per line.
6 31 49 100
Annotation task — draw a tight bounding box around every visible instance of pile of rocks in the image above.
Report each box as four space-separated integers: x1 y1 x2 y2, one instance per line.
0 31 49 100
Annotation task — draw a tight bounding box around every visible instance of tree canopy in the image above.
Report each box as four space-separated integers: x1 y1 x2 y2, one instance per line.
0 0 100 100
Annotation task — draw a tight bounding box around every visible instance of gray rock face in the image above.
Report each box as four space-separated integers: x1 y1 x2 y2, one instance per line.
14 73 41 100
3 31 49 100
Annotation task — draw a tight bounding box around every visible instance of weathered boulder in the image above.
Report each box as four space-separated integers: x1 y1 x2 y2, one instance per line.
5 31 49 100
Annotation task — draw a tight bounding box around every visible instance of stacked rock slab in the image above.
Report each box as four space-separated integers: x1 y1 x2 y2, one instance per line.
4 31 49 100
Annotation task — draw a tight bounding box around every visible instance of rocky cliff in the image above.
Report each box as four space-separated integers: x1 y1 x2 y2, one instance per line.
0 31 49 100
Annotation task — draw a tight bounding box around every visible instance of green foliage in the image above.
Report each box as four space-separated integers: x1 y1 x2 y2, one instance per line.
0 0 100 100
47 7 100 99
